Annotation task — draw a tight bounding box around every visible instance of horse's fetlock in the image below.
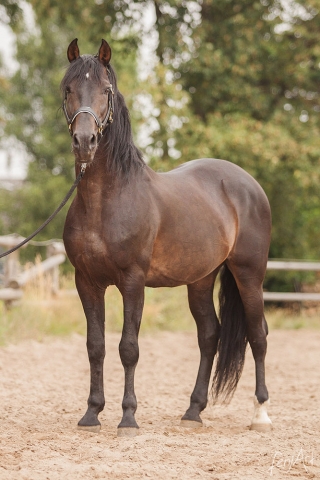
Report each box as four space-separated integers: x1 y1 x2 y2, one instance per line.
122 395 137 413
89 394 105 411
256 389 269 404
190 394 207 412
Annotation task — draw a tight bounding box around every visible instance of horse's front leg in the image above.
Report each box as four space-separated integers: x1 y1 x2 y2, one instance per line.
76 271 106 433
117 271 145 437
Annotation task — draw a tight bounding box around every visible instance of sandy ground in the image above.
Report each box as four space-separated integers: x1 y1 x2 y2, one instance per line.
0 329 319 480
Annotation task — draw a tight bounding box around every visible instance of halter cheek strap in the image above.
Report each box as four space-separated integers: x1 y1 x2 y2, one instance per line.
63 85 114 138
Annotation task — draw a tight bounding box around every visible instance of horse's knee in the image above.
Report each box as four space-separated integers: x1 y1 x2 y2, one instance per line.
119 336 139 367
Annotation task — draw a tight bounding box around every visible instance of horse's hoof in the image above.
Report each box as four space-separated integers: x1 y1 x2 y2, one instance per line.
250 422 273 433
250 396 272 433
77 424 101 433
180 419 203 428
117 427 139 437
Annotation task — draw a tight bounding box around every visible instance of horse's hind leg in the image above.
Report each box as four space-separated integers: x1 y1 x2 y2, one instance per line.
227 260 272 432
181 271 220 427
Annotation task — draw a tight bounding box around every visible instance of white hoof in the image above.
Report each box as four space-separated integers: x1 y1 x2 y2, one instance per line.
250 396 272 432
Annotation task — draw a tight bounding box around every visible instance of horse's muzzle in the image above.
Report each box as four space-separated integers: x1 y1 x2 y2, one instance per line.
72 132 98 163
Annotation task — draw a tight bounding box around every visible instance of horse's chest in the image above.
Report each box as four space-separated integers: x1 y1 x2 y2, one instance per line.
65 227 107 264
64 220 140 275
81 231 108 258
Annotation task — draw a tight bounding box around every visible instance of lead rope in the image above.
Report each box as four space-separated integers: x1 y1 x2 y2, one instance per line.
0 164 87 259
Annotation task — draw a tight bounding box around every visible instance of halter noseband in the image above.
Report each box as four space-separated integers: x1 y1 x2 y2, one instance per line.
63 85 114 138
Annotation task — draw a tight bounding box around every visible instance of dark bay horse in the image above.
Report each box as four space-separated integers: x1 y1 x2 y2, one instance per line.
62 39 272 436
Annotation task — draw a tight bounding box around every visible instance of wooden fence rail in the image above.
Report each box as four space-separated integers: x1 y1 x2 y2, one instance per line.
0 288 23 302
266 260 320 271
264 260 320 302
8 254 66 289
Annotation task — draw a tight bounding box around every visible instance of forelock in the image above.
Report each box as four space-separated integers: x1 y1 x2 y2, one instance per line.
60 55 106 91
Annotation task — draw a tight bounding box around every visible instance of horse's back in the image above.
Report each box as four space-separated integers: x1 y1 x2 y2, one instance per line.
164 158 268 200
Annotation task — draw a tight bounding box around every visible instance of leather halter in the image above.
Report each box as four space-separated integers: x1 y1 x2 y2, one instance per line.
63 84 114 138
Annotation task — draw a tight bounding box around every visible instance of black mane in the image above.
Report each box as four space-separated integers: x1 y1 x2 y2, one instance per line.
61 55 145 176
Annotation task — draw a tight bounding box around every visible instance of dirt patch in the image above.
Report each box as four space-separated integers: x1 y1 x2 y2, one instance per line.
0 329 319 479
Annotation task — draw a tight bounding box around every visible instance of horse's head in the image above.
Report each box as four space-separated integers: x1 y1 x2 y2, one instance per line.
62 39 114 165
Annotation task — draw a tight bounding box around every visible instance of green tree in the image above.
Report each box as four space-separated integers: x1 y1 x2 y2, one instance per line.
0 0 22 27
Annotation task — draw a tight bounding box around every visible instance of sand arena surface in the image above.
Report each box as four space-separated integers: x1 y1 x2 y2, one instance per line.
0 329 319 479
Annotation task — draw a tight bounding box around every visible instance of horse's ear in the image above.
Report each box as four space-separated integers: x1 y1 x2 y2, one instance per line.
98 39 112 66
67 38 80 63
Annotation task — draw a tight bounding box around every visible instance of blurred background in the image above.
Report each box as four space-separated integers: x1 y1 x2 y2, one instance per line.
1 0 320 340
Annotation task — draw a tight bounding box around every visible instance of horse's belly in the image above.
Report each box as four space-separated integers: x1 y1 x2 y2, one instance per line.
145 233 230 287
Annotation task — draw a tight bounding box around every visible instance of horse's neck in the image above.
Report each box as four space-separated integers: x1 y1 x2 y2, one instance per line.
74 135 146 210
75 158 121 206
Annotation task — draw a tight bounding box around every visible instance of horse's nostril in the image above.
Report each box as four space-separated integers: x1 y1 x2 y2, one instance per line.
73 134 80 149
72 133 96 154
90 134 97 149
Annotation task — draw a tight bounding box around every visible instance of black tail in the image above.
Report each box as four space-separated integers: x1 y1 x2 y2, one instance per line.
212 264 248 403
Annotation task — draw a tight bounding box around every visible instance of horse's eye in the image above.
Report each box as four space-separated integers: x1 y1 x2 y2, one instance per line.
65 87 71 96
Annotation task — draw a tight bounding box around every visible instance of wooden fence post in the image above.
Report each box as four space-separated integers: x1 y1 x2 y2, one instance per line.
4 250 20 287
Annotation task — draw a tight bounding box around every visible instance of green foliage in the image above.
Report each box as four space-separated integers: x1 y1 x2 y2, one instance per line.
0 173 70 239
0 0 22 28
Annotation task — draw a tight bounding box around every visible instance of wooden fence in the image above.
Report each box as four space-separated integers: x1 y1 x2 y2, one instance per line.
264 260 320 302
0 235 66 307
